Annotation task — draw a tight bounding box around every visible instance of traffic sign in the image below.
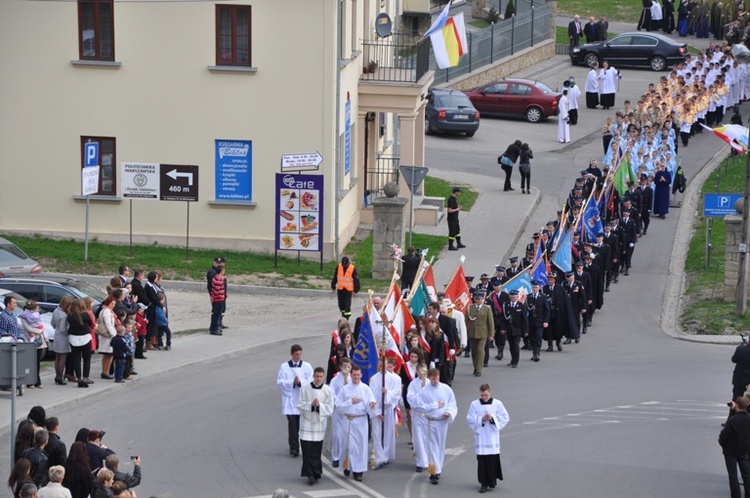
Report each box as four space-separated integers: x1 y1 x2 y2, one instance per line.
280 152 323 172
81 166 100 196
84 142 99 167
160 164 199 202
704 193 743 217
122 163 159 199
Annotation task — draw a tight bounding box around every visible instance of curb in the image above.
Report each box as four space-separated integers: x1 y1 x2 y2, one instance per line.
500 188 541 265
660 143 742 345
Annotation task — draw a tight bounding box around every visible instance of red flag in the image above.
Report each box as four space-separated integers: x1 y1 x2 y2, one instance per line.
443 264 471 313
423 264 438 302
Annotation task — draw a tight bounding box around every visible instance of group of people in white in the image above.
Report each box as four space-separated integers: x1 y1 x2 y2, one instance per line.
277 344 510 494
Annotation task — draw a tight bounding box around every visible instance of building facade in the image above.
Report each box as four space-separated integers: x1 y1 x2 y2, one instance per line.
0 0 433 258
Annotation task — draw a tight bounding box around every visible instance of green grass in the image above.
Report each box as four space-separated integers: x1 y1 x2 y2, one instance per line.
423 176 479 210
469 19 491 29
681 154 749 334
555 27 617 45
557 0 641 24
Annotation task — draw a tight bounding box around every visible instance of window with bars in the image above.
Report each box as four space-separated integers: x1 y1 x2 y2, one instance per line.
78 0 114 61
81 137 116 196
216 5 252 66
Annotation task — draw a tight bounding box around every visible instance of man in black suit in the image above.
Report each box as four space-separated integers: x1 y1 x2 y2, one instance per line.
619 209 639 275
563 272 585 344
400 246 421 291
732 342 750 402
568 15 582 52
428 301 458 384
489 282 509 361
44 417 67 468
638 176 654 235
526 281 550 362
573 261 593 331
583 16 599 43
499 290 528 368
719 396 750 498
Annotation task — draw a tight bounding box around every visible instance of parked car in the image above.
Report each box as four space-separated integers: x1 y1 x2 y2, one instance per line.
0 275 107 313
570 32 688 71
0 288 56 348
464 78 560 123
0 237 41 277
425 88 480 137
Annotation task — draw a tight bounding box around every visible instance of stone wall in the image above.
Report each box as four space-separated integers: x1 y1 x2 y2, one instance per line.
436 40 556 92
723 214 750 301
371 196 408 280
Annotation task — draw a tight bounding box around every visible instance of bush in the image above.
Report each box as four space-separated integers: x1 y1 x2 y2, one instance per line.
485 6 501 23
504 0 515 19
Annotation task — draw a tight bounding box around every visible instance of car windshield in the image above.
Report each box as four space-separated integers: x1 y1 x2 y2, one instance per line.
437 93 473 108
67 281 108 302
0 244 29 261
534 82 555 94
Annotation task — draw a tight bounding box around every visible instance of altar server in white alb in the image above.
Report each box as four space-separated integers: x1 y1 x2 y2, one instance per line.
369 357 402 469
277 344 315 458
585 61 600 109
417 367 458 485
567 77 581 125
597 60 621 110
558 89 571 144
328 357 352 468
335 364 377 482
466 383 510 494
406 363 430 473
298 367 335 485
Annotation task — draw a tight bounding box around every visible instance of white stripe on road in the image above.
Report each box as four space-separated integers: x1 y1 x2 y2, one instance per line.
304 490 357 497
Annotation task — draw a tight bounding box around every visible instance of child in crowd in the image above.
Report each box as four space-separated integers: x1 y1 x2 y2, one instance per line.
123 313 137 378
19 300 47 388
155 293 172 351
110 326 128 383
134 303 149 359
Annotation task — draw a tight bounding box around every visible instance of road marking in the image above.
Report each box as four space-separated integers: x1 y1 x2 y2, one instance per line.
444 447 466 456
320 456 390 498
304 490 356 497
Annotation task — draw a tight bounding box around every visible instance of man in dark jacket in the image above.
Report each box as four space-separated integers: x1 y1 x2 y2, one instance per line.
638 176 654 235
105 454 142 491
719 396 750 498
44 418 67 468
526 281 550 362
732 342 750 401
400 246 421 292
500 290 528 368
21 429 50 488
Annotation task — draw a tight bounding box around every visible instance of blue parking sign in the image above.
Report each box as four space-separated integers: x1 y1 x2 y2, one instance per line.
704 193 743 217
84 142 99 167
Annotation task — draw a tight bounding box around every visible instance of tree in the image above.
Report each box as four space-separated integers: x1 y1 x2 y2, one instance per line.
485 6 501 23
504 0 515 19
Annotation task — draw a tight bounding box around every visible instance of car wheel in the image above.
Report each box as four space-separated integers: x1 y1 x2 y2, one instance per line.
525 106 543 123
650 56 666 71
584 53 599 68
465 131 476 137
425 116 433 135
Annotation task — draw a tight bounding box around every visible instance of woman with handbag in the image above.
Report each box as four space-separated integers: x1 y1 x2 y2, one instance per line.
96 296 117 380
518 143 533 194
498 140 522 192
67 299 94 387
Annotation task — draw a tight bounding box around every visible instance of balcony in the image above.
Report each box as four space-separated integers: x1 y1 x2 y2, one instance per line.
361 33 430 84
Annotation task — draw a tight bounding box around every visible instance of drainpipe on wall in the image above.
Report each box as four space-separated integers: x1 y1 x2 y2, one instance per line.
334 0 343 261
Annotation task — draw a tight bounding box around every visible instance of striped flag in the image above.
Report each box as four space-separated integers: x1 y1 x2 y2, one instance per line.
425 2 468 69
701 123 749 153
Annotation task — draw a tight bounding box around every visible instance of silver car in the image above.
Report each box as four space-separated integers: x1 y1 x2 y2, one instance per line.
0 237 41 276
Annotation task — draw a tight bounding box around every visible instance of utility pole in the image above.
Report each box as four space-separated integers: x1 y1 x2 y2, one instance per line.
736 151 750 316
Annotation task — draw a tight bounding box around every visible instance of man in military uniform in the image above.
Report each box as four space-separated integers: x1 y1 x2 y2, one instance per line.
526 281 550 362
475 274 492 297
619 209 639 276
542 274 570 352
489 282 509 362
499 290 528 368
573 261 593 332
489 266 506 288
447 187 466 251
605 221 622 285
505 257 522 280
563 271 585 344
593 231 612 292
638 175 653 235
463 275 476 357
582 253 603 328
465 290 495 376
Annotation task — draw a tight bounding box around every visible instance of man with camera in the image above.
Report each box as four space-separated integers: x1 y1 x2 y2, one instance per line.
105 454 141 491
719 396 750 498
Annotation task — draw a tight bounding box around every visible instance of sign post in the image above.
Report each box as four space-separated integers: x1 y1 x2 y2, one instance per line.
703 193 743 268
399 165 429 247
82 142 100 261
160 165 199 261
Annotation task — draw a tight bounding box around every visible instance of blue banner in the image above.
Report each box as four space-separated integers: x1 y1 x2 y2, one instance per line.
352 313 379 384
215 140 252 201
532 260 548 287
552 228 572 273
582 197 603 242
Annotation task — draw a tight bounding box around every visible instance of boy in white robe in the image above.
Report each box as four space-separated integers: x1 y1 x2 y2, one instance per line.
298 367 335 485
277 344 315 457
328 357 352 468
598 61 620 109
369 358 402 468
417 367 458 485
334 364 377 482
558 90 571 143
406 363 430 473
466 383 510 493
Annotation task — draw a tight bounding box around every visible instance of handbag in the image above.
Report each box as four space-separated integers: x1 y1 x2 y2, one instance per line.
499 155 513 167
520 164 531 174
96 314 111 337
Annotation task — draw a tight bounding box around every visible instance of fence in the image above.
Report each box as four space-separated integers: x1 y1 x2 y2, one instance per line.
431 3 554 84
364 155 400 204
361 32 431 84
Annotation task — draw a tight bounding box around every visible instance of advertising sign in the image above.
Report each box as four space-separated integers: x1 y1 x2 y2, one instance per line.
275 173 323 252
345 100 351 176
215 140 251 200
122 162 159 199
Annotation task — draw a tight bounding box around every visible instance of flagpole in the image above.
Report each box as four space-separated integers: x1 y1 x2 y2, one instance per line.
406 260 430 303
383 267 400 308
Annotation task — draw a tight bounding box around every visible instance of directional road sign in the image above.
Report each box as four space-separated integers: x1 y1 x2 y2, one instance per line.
704 193 743 217
280 152 323 172
160 164 199 202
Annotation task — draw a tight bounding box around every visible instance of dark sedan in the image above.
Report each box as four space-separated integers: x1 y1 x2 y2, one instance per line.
464 78 560 123
425 89 480 137
570 32 687 71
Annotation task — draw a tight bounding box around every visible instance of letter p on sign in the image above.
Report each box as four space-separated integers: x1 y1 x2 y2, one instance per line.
85 142 99 167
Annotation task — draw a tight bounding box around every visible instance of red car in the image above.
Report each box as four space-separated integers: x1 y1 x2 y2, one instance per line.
464 78 561 123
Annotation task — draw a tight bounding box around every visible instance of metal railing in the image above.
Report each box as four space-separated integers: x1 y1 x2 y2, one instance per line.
364 155 400 205
432 3 553 84
361 32 431 84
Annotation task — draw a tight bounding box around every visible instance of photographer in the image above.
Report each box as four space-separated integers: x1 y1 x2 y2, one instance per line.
104 455 141 491
719 396 750 498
